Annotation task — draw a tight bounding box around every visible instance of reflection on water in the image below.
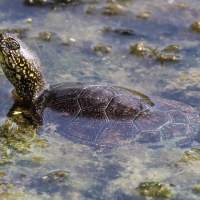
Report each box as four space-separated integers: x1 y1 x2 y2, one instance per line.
0 0 200 199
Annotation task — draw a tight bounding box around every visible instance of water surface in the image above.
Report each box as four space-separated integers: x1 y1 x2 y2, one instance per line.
0 0 200 199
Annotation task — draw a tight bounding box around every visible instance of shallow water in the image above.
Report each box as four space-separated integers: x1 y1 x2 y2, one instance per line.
0 0 200 199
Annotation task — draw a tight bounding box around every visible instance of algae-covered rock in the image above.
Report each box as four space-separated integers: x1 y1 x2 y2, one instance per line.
136 181 175 197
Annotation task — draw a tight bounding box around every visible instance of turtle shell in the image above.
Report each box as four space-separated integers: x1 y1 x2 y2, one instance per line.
34 82 200 149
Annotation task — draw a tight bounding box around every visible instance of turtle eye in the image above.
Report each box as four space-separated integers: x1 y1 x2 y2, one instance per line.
6 40 20 50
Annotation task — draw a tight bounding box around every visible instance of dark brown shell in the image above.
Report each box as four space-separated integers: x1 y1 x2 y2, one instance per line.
35 82 200 149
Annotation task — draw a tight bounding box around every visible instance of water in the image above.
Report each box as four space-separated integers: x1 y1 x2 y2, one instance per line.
0 0 200 199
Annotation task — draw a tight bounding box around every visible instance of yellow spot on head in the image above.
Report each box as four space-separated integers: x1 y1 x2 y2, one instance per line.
13 111 22 115
16 74 21 80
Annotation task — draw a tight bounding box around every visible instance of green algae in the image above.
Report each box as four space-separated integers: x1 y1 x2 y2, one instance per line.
93 43 112 53
0 28 29 38
0 181 16 199
176 2 187 8
43 170 70 183
178 148 200 162
0 181 26 199
85 5 95 14
130 43 152 56
190 21 200 33
103 4 125 15
0 118 36 153
0 181 25 199
0 171 6 178
194 184 200 192
38 31 57 42
163 44 182 52
33 138 49 148
33 156 46 163
129 43 181 65
136 181 175 198
129 43 182 65
157 54 180 65
0 182 14 192
129 43 158 58
137 12 151 19
0 105 49 167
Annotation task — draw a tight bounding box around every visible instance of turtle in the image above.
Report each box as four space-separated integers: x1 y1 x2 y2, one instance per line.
0 32 200 150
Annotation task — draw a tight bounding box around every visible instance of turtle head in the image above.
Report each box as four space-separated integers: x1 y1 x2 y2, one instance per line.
0 32 48 102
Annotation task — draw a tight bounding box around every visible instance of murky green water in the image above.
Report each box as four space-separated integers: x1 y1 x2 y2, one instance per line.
0 0 200 199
